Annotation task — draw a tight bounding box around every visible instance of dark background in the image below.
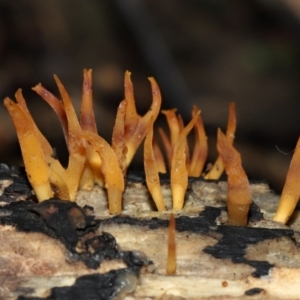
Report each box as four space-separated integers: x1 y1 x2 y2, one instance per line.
1 0 300 193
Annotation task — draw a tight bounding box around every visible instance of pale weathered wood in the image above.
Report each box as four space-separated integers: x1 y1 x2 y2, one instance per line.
1 166 300 299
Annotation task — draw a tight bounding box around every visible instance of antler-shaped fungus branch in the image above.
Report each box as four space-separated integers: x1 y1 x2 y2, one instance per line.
217 129 251 226
144 116 166 211
53 75 86 200
112 100 128 175
4 98 53 201
205 102 236 180
32 84 69 144
79 69 103 189
15 89 70 200
188 106 207 177
123 72 161 168
172 110 200 210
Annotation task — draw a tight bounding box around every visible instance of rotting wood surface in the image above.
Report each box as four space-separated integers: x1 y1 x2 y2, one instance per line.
1 165 300 300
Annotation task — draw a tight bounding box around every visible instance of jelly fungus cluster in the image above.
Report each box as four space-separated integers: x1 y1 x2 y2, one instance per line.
4 69 300 226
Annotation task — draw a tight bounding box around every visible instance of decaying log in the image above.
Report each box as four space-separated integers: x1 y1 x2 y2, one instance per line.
1 164 300 300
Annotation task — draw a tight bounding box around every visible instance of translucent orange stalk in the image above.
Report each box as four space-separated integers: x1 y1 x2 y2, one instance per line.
54 75 86 200
78 161 95 191
273 137 300 224
15 89 70 199
189 106 207 177
123 72 162 168
217 129 251 226
172 110 200 210
82 130 124 214
4 98 53 202
167 213 176 275
35 71 98 192
205 102 236 180
79 69 102 188
112 100 128 175
124 71 139 140
161 109 180 147
178 114 191 171
144 117 166 211
47 168 70 200
152 137 167 174
158 127 172 168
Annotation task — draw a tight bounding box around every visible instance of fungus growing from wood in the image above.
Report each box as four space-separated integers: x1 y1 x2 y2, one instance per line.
112 99 127 176
81 130 124 214
167 213 176 275
4 70 163 214
273 136 300 224
79 69 103 189
144 116 166 211
171 110 200 210
4 96 53 201
217 128 251 226
53 75 87 200
5 69 254 218
159 107 207 178
123 72 161 169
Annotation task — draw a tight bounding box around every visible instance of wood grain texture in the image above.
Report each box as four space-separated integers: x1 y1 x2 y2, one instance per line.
1 165 300 299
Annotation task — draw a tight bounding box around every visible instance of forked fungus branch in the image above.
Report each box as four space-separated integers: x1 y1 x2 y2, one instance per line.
205 102 236 180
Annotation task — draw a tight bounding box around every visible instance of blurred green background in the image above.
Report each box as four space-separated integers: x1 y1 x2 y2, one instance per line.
1 0 300 192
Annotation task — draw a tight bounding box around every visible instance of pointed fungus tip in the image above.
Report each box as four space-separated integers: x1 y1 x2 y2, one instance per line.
3 97 10 107
204 103 236 180
189 107 207 177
